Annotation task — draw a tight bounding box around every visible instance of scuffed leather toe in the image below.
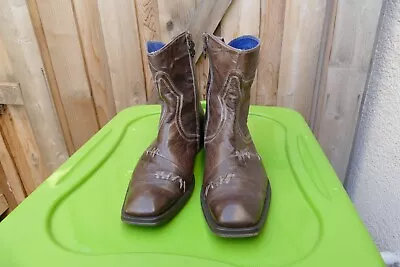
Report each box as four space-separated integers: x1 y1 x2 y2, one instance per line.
124 190 176 217
210 199 261 228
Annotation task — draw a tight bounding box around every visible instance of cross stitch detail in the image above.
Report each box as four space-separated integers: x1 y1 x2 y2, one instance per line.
154 171 186 192
205 173 235 197
234 148 261 162
146 147 161 157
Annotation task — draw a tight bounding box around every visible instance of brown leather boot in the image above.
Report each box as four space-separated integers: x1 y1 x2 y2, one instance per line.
201 34 271 237
122 32 203 226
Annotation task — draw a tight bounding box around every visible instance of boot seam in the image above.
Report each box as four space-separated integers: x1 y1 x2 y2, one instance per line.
155 72 200 141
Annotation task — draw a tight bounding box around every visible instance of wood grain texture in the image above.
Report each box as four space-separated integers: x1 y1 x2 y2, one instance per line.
36 0 99 150
315 0 383 181
194 0 208 100
98 0 147 111
310 0 338 130
158 0 196 42
220 0 260 104
0 38 13 81
0 133 26 209
135 0 161 102
0 106 48 193
278 0 327 123
26 0 75 155
196 55 209 100
0 0 69 172
0 193 8 216
256 0 286 105
72 0 116 125
220 0 260 41
188 0 232 62
0 82 23 105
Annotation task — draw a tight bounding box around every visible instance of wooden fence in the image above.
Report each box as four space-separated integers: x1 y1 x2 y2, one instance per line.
0 0 383 215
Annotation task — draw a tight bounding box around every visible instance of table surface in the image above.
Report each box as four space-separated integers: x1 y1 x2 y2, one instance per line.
0 104 384 267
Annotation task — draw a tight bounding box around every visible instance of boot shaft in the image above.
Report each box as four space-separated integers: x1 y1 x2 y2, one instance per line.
203 34 260 146
147 32 202 148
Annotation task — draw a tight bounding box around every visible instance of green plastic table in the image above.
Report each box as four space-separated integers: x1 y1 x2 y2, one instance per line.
0 105 384 267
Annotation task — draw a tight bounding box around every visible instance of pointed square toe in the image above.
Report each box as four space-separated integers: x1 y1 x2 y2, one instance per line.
209 199 261 228
124 189 176 217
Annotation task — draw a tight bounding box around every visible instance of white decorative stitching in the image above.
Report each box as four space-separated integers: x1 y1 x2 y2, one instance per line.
234 148 261 163
205 73 241 143
155 72 199 142
204 173 235 197
146 147 161 157
154 171 186 192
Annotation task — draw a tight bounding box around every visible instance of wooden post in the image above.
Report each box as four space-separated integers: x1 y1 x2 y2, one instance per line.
256 0 286 106
0 0 69 172
0 133 26 208
97 0 147 111
277 0 328 123
314 0 384 181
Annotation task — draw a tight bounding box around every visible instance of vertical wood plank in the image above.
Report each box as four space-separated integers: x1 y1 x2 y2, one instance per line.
158 0 205 99
157 0 196 42
72 0 116 126
256 0 286 105
0 0 69 172
309 0 338 129
194 0 208 100
315 0 383 181
36 0 99 149
134 0 161 102
196 55 209 100
277 0 327 123
26 0 75 155
0 38 13 81
0 133 26 208
220 0 260 104
0 106 48 193
98 0 147 111
220 0 260 41
187 0 232 62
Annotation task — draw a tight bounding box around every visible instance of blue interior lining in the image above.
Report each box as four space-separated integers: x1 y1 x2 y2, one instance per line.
228 35 259 50
147 41 165 53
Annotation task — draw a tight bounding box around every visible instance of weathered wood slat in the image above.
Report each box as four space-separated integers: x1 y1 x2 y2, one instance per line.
194 0 209 100
36 0 99 150
0 38 13 82
26 0 75 155
0 82 23 105
158 0 196 42
309 0 338 130
188 0 232 62
98 0 147 111
0 133 26 209
256 0 286 105
135 0 161 102
0 0 69 172
195 55 209 100
315 0 383 181
278 0 327 123
0 106 48 193
72 0 116 125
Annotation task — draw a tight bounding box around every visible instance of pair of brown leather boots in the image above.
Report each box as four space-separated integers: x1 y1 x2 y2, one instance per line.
121 32 271 238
